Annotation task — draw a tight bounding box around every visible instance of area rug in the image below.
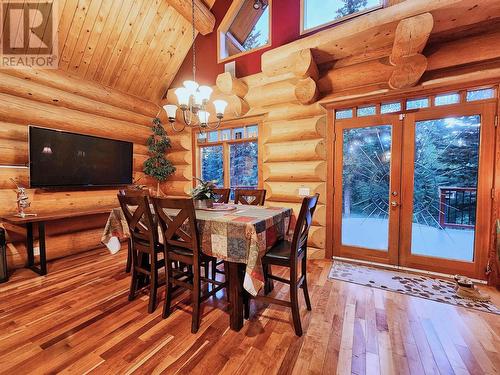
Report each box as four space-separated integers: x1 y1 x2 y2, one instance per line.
329 261 500 315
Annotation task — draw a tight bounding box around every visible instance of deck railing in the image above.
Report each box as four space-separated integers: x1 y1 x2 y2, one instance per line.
438 187 476 229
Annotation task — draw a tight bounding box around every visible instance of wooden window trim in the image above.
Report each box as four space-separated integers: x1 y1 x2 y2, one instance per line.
192 121 263 190
300 0 385 36
217 0 272 63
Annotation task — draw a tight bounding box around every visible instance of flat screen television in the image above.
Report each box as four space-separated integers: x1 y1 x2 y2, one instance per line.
29 126 133 188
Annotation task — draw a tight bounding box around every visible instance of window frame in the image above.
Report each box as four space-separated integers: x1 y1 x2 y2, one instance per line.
300 0 385 35
194 120 263 190
217 0 272 63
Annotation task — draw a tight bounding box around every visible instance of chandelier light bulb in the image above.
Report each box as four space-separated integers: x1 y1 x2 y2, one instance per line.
213 100 228 117
193 91 204 106
164 104 178 121
198 86 213 102
198 110 210 125
183 80 199 95
175 87 190 107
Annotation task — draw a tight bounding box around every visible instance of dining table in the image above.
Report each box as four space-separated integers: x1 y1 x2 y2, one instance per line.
101 203 292 331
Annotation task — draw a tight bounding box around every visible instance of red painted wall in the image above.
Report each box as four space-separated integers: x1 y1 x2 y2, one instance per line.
171 0 303 89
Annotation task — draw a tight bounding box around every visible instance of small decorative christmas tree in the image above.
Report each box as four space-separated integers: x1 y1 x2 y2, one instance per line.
143 117 176 196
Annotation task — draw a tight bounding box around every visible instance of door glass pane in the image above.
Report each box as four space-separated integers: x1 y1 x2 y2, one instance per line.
406 98 429 110
229 141 258 191
381 102 401 114
200 145 223 187
411 115 480 261
342 125 392 250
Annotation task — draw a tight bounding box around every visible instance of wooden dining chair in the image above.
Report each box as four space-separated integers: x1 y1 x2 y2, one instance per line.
152 197 226 333
118 193 164 313
256 194 319 336
213 188 231 204
118 189 150 273
234 189 266 206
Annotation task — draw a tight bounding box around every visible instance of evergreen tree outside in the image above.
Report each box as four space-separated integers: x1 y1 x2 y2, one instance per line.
336 0 368 18
342 116 480 230
143 117 176 195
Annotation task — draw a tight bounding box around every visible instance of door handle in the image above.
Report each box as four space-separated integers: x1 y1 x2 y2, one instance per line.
391 201 399 207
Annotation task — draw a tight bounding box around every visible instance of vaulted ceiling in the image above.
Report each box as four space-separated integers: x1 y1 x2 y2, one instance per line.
54 0 214 103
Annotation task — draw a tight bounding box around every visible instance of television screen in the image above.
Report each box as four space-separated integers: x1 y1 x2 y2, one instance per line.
29 126 133 188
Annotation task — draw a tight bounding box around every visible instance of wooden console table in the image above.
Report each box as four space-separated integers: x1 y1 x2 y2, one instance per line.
0 209 112 276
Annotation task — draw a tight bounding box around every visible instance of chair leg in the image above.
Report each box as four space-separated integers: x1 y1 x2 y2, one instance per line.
211 259 217 281
128 248 140 301
203 262 209 279
148 252 158 314
290 274 303 337
125 238 132 273
191 267 201 333
243 291 250 320
262 263 274 295
163 257 173 319
301 257 312 311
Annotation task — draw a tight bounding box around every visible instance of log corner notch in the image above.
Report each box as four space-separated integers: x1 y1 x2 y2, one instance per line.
262 48 319 81
388 12 433 90
216 72 248 98
166 0 215 35
215 72 250 117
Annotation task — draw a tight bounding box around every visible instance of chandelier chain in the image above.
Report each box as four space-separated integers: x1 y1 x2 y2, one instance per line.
191 0 196 82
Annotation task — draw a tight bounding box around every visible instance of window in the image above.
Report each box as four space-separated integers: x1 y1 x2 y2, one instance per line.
302 0 383 33
466 88 495 102
435 93 460 106
335 108 353 119
197 124 260 193
218 0 271 62
381 102 401 114
406 98 429 110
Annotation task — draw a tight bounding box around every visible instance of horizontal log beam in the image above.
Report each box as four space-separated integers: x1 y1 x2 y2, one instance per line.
263 161 327 182
261 0 464 76
2 68 158 117
262 49 319 80
426 30 500 71
0 72 152 127
262 116 326 144
245 78 318 107
0 93 150 144
166 0 215 35
265 182 326 204
264 139 326 163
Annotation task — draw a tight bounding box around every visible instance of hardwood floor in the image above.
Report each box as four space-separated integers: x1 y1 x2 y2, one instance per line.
0 248 499 375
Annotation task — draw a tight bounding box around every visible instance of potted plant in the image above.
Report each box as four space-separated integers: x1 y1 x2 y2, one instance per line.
191 178 217 209
143 117 176 196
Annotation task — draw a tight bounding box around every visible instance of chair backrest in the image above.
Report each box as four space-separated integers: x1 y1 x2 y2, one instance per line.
117 193 157 249
152 197 201 260
213 188 230 204
118 188 150 197
290 194 319 259
234 189 266 206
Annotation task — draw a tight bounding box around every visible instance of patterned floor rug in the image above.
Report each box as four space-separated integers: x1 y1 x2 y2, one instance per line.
329 261 500 315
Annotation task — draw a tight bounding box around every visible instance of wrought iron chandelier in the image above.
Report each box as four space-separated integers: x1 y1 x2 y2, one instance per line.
163 0 227 132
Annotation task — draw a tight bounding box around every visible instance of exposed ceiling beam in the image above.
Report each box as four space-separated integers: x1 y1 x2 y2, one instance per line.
166 0 216 35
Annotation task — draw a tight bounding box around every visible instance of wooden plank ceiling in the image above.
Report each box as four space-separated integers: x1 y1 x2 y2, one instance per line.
55 0 214 104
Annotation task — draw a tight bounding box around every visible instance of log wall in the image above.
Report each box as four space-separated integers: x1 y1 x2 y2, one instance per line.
0 70 158 269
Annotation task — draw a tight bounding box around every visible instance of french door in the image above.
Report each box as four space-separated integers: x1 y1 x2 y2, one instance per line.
333 101 496 279
333 115 403 265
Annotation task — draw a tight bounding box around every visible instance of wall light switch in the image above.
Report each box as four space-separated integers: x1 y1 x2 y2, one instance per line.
298 187 310 196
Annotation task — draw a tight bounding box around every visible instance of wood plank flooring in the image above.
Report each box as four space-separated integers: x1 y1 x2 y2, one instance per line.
0 248 499 374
